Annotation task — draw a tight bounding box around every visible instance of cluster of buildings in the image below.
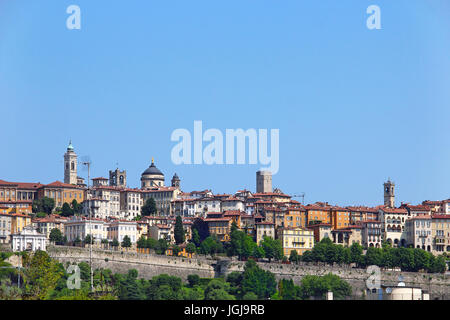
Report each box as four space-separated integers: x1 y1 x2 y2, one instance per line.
1 142 449 258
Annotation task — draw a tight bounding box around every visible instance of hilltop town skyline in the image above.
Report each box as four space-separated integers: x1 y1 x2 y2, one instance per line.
0 140 447 210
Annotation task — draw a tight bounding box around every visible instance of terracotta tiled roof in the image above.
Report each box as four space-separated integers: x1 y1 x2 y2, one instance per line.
204 217 232 222
44 181 83 189
431 215 450 219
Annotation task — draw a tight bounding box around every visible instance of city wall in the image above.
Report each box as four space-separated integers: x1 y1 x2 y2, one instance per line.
47 246 450 300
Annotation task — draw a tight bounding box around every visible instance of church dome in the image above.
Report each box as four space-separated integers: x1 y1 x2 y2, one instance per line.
142 160 164 177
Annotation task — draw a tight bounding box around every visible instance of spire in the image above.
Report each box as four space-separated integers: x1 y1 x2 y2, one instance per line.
152 157 154 164
67 139 74 151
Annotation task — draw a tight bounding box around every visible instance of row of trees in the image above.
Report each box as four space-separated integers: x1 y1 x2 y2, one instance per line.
295 238 447 273
32 197 83 217
49 228 133 249
186 221 285 262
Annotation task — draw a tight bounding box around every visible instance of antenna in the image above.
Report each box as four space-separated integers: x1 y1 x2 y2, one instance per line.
81 158 94 294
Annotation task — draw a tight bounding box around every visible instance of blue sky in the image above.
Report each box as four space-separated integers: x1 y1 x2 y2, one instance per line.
0 1 449 207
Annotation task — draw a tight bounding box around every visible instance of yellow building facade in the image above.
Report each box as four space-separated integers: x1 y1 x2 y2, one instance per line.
280 227 314 256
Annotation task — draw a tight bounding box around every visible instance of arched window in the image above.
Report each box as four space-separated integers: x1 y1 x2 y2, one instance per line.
71 162 75 170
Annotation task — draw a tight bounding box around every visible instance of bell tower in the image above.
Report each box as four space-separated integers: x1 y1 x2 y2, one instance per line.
64 140 78 185
384 179 395 208
171 173 180 188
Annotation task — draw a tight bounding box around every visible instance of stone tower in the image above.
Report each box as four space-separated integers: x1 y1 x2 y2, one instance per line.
171 173 180 188
64 140 78 185
109 168 127 187
256 170 272 193
384 179 395 208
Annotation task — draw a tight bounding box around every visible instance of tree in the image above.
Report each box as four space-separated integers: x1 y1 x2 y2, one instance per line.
289 250 300 263
61 203 73 217
49 228 63 244
298 273 351 300
350 242 364 266
141 198 157 216
84 234 93 245
253 246 265 259
111 238 119 247
71 199 82 215
137 236 147 249
187 274 200 288
430 255 447 273
32 197 55 215
204 279 235 300
241 259 277 299
278 279 300 300
23 250 63 300
186 243 197 255
260 236 283 262
180 286 204 300
172 245 181 256
146 274 182 300
174 215 185 245
192 218 210 242
73 237 81 246
191 229 201 247
365 247 383 267
146 238 158 250
41 197 55 215
199 236 222 256
118 269 144 300
156 239 168 255
122 236 132 248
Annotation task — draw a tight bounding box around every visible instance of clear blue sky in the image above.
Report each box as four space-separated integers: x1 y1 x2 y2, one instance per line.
1 0 449 207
